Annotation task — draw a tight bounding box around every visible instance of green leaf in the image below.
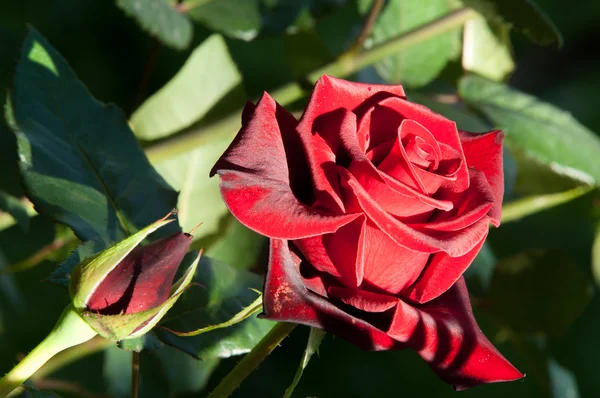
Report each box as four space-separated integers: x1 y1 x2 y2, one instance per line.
9 27 179 243
184 0 261 41
283 327 326 398
0 189 29 231
116 0 193 50
117 331 164 353
48 239 105 289
592 223 600 288
131 34 243 141
462 15 514 81
154 135 231 238
201 215 267 270
156 256 274 359
459 75 600 186
366 0 458 87
460 0 562 45
488 250 592 338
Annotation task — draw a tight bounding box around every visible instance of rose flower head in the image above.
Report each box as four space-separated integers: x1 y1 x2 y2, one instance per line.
211 75 523 389
69 214 200 341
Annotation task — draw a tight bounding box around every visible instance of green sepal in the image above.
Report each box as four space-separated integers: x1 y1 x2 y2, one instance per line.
69 213 175 309
77 251 201 341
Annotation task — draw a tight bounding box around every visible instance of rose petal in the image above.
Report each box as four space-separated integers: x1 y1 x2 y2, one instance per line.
361 223 430 294
348 159 453 221
262 239 399 351
339 167 488 257
414 169 495 232
294 216 366 288
328 285 398 312
403 232 487 303
459 130 504 226
87 232 192 314
211 93 359 239
387 277 523 389
377 97 470 192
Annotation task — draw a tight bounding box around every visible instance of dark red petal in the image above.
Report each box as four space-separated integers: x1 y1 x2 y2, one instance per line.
294 216 366 288
87 232 192 315
403 231 487 303
211 93 359 239
459 130 504 226
379 97 470 192
387 278 523 389
262 239 399 351
328 286 397 312
301 75 405 123
339 168 488 257
362 223 430 295
348 159 453 221
414 169 495 233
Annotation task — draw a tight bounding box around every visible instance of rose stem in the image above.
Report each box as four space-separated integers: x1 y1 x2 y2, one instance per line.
0 305 98 396
131 352 140 398
207 322 297 398
145 7 477 164
346 0 385 55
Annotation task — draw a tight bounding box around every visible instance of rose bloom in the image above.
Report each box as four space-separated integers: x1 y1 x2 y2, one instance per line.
211 75 523 389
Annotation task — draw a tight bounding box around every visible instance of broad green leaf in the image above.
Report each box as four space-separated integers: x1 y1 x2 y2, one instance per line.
548 358 580 398
488 250 592 338
154 136 230 238
131 34 243 141
502 186 595 224
460 0 562 45
462 15 514 81
459 75 600 186
155 256 274 359
200 215 267 270
283 327 327 398
116 0 193 50
9 27 179 243
184 0 261 41
366 0 458 87
116 331 164 353
0 190 29 231
49 239 106 289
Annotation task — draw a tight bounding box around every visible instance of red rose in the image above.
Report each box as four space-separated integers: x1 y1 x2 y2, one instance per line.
211 75 522 389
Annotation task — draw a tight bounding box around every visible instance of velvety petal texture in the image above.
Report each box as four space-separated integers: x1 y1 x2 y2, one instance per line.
211 75 518 389
87 232 192 314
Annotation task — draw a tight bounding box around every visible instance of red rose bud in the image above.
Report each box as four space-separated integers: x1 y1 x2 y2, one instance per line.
86 232 192 315
69 214 201 341
211 75 523 390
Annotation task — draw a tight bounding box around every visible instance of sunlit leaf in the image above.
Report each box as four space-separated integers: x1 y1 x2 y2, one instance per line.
116 0 193 50
9 28 179 243
131 34 243 141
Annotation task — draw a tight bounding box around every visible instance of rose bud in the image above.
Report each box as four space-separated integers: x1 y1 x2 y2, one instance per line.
69 214 200 341
211 75 523 390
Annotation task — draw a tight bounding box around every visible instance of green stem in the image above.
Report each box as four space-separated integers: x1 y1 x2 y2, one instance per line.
144 7 476 163
0 305 98 397
207 322 297 398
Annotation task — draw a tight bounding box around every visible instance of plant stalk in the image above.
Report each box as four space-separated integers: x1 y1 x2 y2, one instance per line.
0 305 98 397
207 322 297 398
